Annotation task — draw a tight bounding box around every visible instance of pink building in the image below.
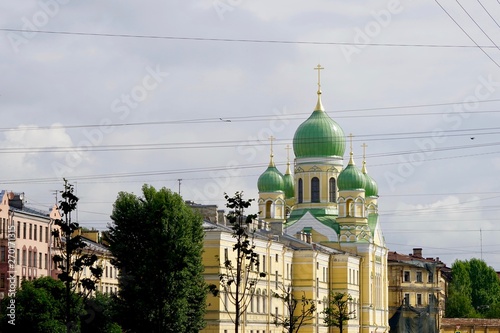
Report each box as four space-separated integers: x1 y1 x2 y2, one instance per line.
0 191 60 300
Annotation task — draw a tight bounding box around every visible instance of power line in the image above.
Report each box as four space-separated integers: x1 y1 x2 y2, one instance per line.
1 28 498 48
2 98 500 133
434 0 500 68
476 0 500 30
455 0 500 51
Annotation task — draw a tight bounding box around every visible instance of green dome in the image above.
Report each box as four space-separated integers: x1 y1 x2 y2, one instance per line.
364 174 378 197
293 96 345 158
338 156 366 191
362 162 378 197
258 163 285 193
283 173 294 198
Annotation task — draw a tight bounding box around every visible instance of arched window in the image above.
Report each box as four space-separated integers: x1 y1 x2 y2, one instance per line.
298 178 303 203
311 177 320 203
346 199 353 217
329 177 336 202
265 201 272 218
262 290 267 313
256 289 261 313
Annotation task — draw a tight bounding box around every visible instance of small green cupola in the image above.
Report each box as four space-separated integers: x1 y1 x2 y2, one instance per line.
292 65 345 159
362 161 378 197
338 152 366 191
257 142 285 193
361 144 378 197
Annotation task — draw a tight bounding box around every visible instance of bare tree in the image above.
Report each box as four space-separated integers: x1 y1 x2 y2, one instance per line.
210 192 266 333
52 179 103 331
272 284 316 333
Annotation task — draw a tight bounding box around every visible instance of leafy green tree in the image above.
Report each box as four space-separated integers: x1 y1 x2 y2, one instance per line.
209 192 266 333
0 277 82 333
81 293 122 333
272 285 316 333
446 260 475 318
108 185 206 333
51 179 103 331
446 259 500 318
469 259 500 314
323 292 356 333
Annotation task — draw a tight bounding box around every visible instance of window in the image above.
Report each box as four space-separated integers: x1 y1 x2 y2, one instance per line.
45 227 48 243
417 294 422 306
29 223 32 240
262 290 267 312
33 252 37 268
44 254 47 269
34 225 37 241
224 248 228 262
323 267 326 282
316 277 319 297
275 271 278 289
298 179 303 203
17 249 20 265
286 263 289 279
28 251 32 267
256 290 260 312
275 254 278 262
0 274 5 288
106 266 108 278
262 255 266 273
17 222 20 239
0 246 5 262
329 177 336 202
22 249 26 266
265 201 272 218
428 294 434 305
311 177 320 203
40 226 43 242
403 271 410 282
23 223 26 239
39 253 42 269
416 271 422 283
428 272 434 283
404 293 410 305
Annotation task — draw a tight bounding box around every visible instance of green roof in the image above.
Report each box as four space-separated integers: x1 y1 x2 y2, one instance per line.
283 173 294 198
364 173 378 197
257 165 284 193
286 208 340 234
293 109 345 158
338 163 366 191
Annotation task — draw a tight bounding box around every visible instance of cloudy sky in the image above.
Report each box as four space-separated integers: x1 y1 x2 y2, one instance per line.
2 0 500 269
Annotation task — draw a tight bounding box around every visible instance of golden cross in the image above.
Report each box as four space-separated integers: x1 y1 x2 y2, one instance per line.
348 133 354 153
361 143 368 160
314 64 324 92
269 136 275 155
285 145 291 162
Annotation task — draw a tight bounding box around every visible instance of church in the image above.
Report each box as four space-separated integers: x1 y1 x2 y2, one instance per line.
202 66 389 333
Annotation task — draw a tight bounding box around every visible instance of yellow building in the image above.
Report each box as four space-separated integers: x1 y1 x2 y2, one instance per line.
202 67 389 333
387 248 448 333
202 215 360 333
257 67 389 333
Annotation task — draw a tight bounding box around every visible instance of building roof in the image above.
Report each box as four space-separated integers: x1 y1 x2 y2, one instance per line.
338 153 366 191
388 250 445 267
442 318 500 327
292 92 345 159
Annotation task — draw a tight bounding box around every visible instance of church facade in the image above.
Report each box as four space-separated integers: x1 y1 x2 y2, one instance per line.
201 67 389 333
256 66 389 333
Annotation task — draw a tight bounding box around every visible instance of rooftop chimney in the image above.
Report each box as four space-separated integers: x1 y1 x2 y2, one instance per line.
413 248 423 257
